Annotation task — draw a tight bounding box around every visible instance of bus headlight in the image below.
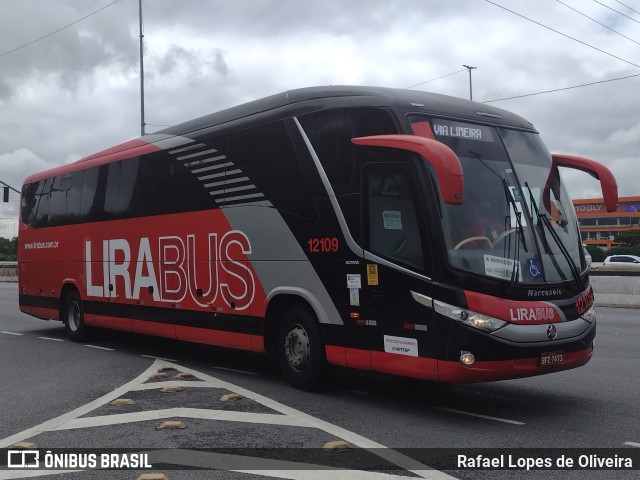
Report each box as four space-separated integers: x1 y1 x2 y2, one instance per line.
581 305 596 324
434 300 507 333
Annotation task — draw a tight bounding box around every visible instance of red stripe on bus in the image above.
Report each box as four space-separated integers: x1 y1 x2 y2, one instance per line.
347 347 373 371
23 139 161 184
326 345 439 380
410 120 436 139
91 316 261 351
250 335 265 353
325 345 347 367
89 314 132 332
371 351 439 381
464 289 565 324
20 306 57 320
437 347 593 383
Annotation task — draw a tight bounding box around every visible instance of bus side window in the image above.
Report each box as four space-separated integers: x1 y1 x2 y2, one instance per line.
299 107 398 244
316 125 355 194
79 167 99 220
365 166 424 270
31 178 53 228
228 120 317 218
299 107 398 195
103 160 139 217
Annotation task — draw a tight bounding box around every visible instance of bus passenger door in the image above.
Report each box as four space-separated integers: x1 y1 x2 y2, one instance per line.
359 163 438 380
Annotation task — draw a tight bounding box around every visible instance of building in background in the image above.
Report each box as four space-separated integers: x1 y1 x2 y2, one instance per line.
573 196 640 250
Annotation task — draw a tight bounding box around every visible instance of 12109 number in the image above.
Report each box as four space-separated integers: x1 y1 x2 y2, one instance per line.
308 237 339 253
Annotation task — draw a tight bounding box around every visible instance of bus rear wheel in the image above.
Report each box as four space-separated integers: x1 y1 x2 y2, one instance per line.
277 306 326 391
63 290 88 342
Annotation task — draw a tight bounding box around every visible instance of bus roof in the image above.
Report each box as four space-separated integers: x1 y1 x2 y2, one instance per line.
23 85 536 185
161 85 535 137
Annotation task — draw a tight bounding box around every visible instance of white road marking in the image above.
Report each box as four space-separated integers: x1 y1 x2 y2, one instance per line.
1 331 22 336
166 362 455 479
211 365 259 375
0 471 73 479
84 344 115 351
37 337 63 342
624 441 640 447
0 359 455 480
140 354 176 362
134 381 210 391
436 407 525 425
235 469 419 480
0 361 165 449
53 408 302 430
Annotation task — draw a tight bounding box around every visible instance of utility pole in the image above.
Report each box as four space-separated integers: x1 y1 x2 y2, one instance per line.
462 65 477 101
139 0 146 137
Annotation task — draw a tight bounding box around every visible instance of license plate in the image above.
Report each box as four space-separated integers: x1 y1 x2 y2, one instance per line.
540 351 564 366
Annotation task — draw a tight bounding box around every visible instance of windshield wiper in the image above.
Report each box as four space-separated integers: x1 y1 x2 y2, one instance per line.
501 179 528 253
501 179 528 288
520 182 552 283
521 180 584 289
537 213 585 291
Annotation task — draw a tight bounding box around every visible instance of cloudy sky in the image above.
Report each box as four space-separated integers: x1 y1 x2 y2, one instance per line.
1 0 639 239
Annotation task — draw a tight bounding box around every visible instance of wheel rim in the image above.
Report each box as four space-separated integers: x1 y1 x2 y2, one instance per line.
284 323 310 372
67 301 81 332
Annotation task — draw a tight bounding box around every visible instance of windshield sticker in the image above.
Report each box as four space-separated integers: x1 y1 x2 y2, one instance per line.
508 186 528 227
432 120 494 142
484 254 522 282
382 210 403 230
527 258 542 278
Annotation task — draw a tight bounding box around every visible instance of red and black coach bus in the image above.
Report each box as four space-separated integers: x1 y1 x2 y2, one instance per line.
19 86 617 390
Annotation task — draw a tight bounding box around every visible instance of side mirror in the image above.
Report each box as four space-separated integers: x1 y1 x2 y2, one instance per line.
551 154 618 212
352 134 464 205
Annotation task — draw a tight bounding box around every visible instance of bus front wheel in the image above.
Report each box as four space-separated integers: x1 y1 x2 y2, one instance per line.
277 306 326 391
63 290 88 342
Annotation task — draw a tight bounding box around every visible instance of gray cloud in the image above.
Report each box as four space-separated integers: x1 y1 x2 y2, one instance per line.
0 0 639 238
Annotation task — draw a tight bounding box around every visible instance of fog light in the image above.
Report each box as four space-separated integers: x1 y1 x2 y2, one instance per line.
460 351 475 366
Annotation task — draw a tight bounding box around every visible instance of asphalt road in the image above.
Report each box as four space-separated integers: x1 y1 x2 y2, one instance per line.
0 282 638 479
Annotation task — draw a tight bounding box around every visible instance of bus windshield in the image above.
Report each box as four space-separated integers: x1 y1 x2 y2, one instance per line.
420 118 584 284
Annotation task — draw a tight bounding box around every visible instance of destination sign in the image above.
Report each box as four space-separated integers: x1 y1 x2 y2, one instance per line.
432 120 494 142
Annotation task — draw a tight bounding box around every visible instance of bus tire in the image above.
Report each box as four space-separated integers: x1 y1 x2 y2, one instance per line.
277 306 326 391
63 290 88 342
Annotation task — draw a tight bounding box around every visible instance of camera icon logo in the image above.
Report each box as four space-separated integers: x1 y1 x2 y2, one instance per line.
7 450 40 468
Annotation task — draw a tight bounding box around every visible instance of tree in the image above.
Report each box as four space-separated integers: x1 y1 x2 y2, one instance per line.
614 230 640 246
585 244 605 262
0 237 17 261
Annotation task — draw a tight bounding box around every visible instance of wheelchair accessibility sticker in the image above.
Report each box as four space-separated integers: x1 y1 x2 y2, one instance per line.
527 258 542 278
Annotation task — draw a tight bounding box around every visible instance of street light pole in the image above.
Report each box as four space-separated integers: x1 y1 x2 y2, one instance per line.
139 0 146 137
462 65 477 101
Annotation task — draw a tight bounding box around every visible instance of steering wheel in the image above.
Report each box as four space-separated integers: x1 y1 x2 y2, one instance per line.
454 236 493 250
491 229 517 248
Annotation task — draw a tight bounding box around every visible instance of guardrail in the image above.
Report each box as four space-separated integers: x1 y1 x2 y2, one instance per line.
588 263 640 307
589 262 640 276
0 261 18 282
